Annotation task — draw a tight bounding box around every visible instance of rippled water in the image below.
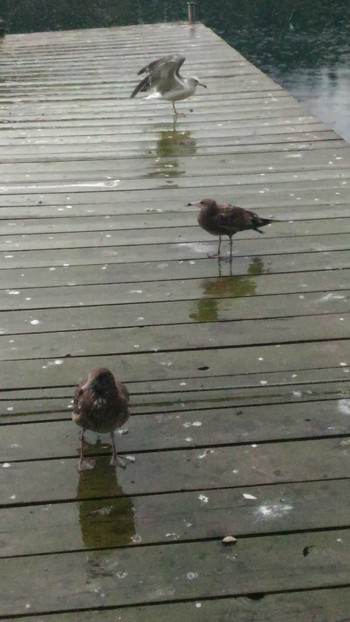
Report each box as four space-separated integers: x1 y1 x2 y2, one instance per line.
2 0 350 141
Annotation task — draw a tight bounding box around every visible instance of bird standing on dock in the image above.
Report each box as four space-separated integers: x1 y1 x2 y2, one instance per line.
130 54 207 116
188 198 274 261
72 367 130 471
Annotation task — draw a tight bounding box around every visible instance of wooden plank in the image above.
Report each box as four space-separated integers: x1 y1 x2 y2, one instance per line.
0 104 313 126
1 150 349 183
1 438 349 505
4 220 350 251
3 233 350 268
1 249 350 290
2 399 349 461
0 530 350 617
0 340 349 390
1 384 347 427
1 369 347 422
0 173 346 205
10 588 350 622
2 269 350 310
0 479 349 556
0 117 322 142
0 138 344 164
0 177 348 208
0 199 349 221
1 313 350 361
0 212 345 238
0 129 337 159
1 289 349 336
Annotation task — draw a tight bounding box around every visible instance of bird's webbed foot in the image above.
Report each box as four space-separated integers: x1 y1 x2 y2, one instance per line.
78 457 96 472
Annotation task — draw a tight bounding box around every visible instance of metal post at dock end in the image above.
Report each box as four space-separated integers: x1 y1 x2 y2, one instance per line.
187 2 196 24
0 19 5 37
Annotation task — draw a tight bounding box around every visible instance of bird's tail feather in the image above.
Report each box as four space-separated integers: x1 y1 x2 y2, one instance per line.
252 216 274 232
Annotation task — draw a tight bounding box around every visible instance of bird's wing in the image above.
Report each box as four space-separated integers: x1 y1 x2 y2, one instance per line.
131 54 185 98
137 54 185 76
116 380 130 403
73 384 84 413
213 206 247 234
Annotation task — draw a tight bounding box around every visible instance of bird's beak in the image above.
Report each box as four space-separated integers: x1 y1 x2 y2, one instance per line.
197 81 207 88
187 201 201 207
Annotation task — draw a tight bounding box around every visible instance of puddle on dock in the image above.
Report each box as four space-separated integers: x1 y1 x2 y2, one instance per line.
76 455 135 549
190 257 267 322
144 125 196 179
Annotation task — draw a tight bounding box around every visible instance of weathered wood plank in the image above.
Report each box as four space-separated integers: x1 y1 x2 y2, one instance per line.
2 269 350 310
0 177 348 209
1 289 349 336
1 438 349 506
0 479 348 556
0 168 350 195
1 530 350 617
1 387 348 428
0 174 346 204
0 117 322 143
3 233 350 268
0 340 349 390
10 588 350 622
2 399 349 461
1 369 347 422
0 200 348 222
0 138 343 163
1 313 349 361
0 150 348 184
0 106 316 129
0 130 338 162
1 248 350 289
3 220 350 252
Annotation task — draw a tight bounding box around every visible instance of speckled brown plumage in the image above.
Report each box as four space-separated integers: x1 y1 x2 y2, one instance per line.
188 198 274 260
72 367 130 471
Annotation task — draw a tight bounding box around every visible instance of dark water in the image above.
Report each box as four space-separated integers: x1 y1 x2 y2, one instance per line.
1 0 350 142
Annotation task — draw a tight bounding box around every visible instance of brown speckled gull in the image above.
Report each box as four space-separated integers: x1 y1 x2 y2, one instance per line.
72 367 130 471
188 197 275 260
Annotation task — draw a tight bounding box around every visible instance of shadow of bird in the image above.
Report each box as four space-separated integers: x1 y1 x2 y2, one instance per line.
130 54 206 117
188 198 276 260
72 368 130 472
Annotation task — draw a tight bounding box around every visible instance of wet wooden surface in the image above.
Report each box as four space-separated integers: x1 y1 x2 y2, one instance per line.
1 20 350 622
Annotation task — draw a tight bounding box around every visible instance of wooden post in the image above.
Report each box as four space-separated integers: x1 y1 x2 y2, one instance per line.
187 2 195 24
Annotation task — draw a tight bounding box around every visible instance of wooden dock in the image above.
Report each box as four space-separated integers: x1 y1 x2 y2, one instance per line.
1 21 350 621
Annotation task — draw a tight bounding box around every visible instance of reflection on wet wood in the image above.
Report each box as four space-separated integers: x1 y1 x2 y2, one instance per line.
1 20 350 622
1 530 350 616
1 478 349 556
2 438 350 506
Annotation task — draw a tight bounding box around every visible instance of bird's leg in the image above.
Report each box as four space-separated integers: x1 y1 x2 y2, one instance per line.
218 256 223 277
172 101 185 117
223 236 234 263
229 236 233 262
110 431 128 469
78 430 95 472
208 235 221 259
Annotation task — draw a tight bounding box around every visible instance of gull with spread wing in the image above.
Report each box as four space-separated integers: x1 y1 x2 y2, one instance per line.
130 54 206 116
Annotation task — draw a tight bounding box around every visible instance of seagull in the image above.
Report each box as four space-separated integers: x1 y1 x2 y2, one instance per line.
130 54 207 116
188 198 275 261
72 367 130 471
